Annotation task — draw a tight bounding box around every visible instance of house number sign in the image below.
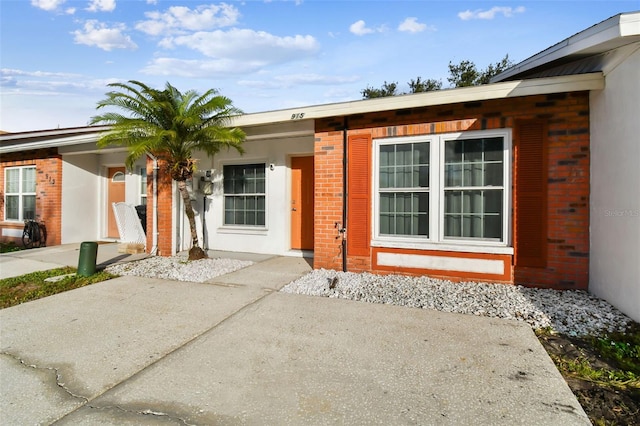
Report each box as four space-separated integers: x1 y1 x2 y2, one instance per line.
290 113 305 120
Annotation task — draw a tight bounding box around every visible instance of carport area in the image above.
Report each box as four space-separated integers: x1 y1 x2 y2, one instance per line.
0 252 589 425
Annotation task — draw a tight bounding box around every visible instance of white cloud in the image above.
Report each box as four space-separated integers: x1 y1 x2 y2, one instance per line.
160 29 318 64
398 17 434 33
238 73 359 89
458 6 526 21
349 20 387 36
146 0 157 4
31 0 66 11
136 4 240 36
0 68 119 95
349 20 374 36
86 0 115 12
72 20 137 51
65 7 76 14
140 57 262 78
1 68 82 79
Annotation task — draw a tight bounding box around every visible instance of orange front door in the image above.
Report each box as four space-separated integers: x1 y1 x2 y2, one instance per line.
291 156 314 250
107 167 126 238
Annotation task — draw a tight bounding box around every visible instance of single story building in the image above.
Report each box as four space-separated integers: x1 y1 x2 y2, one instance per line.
1 12 638 321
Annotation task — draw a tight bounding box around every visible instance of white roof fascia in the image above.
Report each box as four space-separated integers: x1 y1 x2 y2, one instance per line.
493 12 640 82
0 132 104 154
0 125 110 141
232 73 604 128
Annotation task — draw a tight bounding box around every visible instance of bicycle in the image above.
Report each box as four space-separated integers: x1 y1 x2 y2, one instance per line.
22 219 47 249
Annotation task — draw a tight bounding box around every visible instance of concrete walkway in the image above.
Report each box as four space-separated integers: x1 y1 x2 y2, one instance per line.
0 245 590 425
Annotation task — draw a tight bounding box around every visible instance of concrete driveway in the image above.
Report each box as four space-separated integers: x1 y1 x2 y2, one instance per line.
0 249 589 425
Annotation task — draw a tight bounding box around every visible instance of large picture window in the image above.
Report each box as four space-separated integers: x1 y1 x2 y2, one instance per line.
374 131 510 247
4 166 36 221
223 163 266 226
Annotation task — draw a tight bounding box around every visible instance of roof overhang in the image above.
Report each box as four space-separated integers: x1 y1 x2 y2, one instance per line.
232 73 604 128
0 125 111 154
492 12 640 82
1 73 605 154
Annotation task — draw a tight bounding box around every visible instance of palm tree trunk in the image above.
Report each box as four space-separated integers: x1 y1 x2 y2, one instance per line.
177 180 207 260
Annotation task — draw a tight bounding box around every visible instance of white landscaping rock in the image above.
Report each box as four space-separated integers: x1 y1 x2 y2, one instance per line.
281 269 632 337
105 256 253 283
106 256 632 337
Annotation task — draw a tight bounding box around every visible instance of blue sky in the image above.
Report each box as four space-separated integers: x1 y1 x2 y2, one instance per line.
1 0 637 132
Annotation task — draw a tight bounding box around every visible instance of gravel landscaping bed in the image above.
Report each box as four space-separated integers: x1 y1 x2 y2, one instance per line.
107 256 631 337
105 256 254 283
281 268 632 337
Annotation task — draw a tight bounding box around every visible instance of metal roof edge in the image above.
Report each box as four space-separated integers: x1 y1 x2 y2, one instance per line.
492 11 640 82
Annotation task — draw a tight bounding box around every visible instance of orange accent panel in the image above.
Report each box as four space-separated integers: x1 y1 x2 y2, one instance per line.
514 120 548 268
107 167 126 238
372 247 513 283
291 156 315 250
347 134 372 256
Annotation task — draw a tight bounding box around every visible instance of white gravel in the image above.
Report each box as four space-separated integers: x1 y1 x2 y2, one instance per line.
105 256 254 283
105 256 632 337
282 269 633 337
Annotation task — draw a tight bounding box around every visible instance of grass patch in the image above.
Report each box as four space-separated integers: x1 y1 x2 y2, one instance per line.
589 325 640 375
1 241 23 253
539 325 640 425
550 353 638 390
0 267 117 309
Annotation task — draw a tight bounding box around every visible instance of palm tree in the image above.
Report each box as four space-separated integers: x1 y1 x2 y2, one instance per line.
90 80 245 260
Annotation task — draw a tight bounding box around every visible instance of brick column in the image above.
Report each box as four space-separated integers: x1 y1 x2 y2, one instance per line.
313 131 345 270
145 157 174 256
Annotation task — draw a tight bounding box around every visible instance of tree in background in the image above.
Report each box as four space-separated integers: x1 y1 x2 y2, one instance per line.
91 80 246 260
362 54 513 99
448 54 513 87
360 81 400 99
409 76 443 93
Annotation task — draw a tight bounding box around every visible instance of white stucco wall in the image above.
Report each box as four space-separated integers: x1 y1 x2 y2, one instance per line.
61 150 146 243
589 47 640 322
61 154 100 243
185 135 315 256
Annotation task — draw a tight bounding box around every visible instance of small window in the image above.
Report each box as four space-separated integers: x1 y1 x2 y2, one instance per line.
4 166 36 221
140 168 147 205
112 171 125 182
223 164 266 226
443 137 504 241
378 142 430 236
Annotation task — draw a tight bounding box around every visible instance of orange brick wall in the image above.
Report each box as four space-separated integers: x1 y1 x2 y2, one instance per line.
313 130 345 269
314 92 590 290
145 157 174 256
0 149 63 246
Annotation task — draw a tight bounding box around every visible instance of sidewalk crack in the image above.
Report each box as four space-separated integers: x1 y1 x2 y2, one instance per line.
79 404 196 425
0 351 89 403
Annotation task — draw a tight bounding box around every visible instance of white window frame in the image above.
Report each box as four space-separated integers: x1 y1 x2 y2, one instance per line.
4 165 36 222
221 162 268 230
139 167 147 205
372 129 512 254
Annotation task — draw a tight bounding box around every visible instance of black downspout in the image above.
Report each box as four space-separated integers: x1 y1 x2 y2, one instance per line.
342 117 348 272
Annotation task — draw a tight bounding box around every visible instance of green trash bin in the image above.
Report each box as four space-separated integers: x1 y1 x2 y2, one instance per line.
77 241 98 277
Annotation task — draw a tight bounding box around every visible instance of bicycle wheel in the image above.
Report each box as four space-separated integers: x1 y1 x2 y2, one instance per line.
39 223 47 247
22 226 33 249
32 222 42 248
